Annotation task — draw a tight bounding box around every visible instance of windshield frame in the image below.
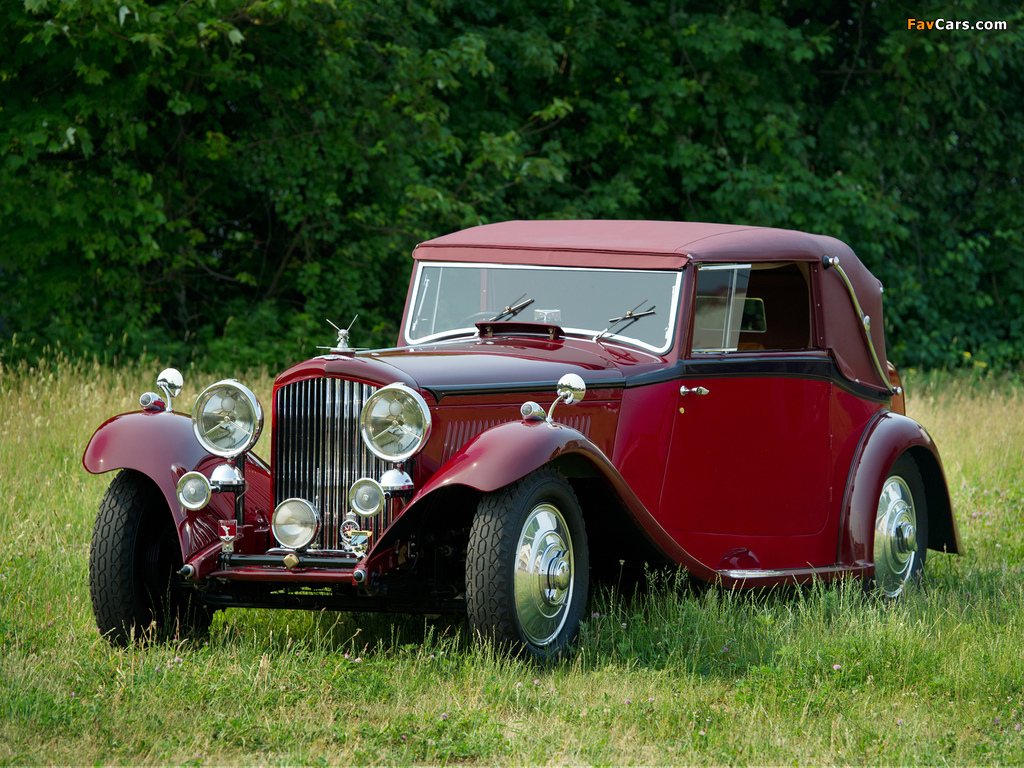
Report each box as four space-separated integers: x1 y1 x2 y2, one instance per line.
404 261 684 354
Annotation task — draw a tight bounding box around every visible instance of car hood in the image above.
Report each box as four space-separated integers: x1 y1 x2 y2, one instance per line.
278 334 671 401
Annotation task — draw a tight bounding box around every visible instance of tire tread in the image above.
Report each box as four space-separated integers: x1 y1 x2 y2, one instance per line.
89 471 149 642
466 468 588 658
89 470 210 645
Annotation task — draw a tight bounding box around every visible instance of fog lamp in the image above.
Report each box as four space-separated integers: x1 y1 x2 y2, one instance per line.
177 471 212 511
272 498 320 550
349 478 385 518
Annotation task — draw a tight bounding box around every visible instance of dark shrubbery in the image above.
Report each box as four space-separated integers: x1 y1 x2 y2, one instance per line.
2 0 1022 370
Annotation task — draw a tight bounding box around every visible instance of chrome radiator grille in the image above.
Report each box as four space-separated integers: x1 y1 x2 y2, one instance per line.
274 378 388 550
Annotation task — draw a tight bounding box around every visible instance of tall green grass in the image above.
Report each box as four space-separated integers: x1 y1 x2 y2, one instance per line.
1 356 1023 765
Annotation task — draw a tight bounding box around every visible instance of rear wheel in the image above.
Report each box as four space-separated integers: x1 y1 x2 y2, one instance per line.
466 469 589 660
89 470 211 645
871 455 928 598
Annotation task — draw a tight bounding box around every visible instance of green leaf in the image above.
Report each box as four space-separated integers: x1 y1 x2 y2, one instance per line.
168 92 192 115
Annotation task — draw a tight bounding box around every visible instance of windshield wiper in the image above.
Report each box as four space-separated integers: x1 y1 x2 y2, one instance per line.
488 294 535 322
593 300 656 342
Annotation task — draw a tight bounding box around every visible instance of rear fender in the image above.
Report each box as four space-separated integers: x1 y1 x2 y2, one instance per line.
392 419 716 580
839 411 961 567
82 411 271 561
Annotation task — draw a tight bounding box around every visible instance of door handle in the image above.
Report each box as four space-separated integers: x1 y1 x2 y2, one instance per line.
679 385 710 397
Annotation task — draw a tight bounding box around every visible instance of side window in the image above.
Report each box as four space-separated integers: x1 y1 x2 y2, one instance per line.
691 262 812 353
691 265 751 352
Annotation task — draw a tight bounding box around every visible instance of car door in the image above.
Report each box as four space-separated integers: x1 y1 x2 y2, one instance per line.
658 261 834 571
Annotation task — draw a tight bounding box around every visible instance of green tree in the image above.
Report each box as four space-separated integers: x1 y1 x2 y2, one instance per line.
426 0 1024 368
0 0 572 366
2 0 1022 370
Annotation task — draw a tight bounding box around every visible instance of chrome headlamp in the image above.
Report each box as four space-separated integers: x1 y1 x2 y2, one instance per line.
177 471 212 511
192 380 263 458
359 383 431 462
271 498 321 550
349 478 386 518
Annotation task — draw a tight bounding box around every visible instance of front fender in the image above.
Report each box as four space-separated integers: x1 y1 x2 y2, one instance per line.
83 410 209 480
840 411 961 567
82 411 272 561
395 419 716 581
415 419 598 497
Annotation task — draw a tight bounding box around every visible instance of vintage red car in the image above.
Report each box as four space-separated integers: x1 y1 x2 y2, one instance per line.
84 220 961 659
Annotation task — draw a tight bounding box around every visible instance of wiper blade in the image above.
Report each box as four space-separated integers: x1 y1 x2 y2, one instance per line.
593 300 656 342
489 294 535 322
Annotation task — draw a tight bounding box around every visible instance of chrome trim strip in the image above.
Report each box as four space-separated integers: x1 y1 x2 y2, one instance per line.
719 563 868 582
720 568 810 579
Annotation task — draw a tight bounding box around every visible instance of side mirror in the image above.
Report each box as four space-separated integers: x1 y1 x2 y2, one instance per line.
157 368 184 412
546 373 586 421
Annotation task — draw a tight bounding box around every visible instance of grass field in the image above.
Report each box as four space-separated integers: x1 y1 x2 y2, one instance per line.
1 355 1023 765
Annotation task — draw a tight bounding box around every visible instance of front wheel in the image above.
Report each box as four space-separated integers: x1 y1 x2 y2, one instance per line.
89 470 211 645
466 468 589 660
871 455 928 598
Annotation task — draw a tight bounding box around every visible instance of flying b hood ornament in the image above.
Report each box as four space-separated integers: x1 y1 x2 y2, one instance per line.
318 315 359 356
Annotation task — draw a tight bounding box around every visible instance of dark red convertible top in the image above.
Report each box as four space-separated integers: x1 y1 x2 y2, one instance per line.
418 219 848 265
414 220 891 393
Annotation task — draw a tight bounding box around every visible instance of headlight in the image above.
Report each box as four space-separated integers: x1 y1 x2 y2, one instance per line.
272 498 320 550
349 478 385 518
177 471 212 511
359 383 431 462
192 380 263 458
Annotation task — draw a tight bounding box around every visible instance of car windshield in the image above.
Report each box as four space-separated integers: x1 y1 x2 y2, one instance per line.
406 262 682 353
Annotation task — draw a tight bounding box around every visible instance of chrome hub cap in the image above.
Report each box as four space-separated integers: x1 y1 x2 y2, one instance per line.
514 502 575 647
875 476 918 597
549 558 571 592
895 521 917 554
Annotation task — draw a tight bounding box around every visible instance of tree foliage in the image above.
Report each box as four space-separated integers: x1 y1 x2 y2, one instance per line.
2 0 1022 369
